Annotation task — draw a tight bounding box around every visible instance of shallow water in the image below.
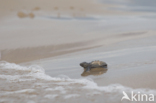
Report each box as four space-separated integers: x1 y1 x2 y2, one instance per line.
0 61 156 103
7 36 155 103
100 0 156 12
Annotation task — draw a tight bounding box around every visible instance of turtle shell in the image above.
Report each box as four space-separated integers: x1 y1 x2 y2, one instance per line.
90 61 107 68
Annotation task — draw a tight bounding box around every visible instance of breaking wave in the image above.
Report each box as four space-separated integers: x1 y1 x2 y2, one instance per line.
0 61 155 103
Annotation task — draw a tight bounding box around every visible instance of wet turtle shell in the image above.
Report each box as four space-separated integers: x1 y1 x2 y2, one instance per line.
80 60 107 69
90 61 107 68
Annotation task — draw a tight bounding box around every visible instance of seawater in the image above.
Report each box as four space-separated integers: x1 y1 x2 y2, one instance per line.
0 61 155 103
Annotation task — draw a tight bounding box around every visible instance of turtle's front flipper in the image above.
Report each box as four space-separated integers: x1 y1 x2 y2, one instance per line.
86 66 91 72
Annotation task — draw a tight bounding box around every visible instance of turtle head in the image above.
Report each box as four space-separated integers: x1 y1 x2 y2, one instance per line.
80 62 89 68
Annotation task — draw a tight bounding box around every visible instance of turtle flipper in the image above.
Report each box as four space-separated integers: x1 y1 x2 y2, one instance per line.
86 66 91 72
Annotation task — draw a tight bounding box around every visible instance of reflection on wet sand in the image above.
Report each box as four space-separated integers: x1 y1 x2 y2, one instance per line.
1 39 102 63
81 67 108 77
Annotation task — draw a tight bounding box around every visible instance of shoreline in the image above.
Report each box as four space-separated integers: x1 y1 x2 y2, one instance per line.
1 16 156 63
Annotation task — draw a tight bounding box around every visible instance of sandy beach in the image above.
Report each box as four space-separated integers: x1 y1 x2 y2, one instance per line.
0 0 156 103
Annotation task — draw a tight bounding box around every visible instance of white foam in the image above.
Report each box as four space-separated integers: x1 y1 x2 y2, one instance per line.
64 94 80 99
2 89 35 95
45 86 65 91
0 61 44 73
13 89 35 94
44 94 58 99
0 61 156 99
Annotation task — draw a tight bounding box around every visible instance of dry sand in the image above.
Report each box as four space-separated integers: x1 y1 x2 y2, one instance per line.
0 0 142 19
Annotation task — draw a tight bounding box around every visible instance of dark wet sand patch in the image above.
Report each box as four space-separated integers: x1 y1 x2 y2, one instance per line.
17 11 35 18
1 39 102 63
115 31 147 37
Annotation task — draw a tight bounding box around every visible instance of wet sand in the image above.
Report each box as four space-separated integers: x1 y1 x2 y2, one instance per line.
0 0 156 103
1 17 156 63
29 35 156 89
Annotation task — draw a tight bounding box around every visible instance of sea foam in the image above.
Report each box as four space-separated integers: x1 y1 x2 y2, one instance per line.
0 61 155 103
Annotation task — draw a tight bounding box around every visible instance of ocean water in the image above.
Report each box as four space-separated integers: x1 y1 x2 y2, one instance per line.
0 61 156 103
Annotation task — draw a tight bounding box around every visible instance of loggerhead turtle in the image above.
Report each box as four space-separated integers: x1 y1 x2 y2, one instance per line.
80 60 107 72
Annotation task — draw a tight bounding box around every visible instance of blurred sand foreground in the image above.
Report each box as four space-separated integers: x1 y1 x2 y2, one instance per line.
0 0 124 18
0 0 156 64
